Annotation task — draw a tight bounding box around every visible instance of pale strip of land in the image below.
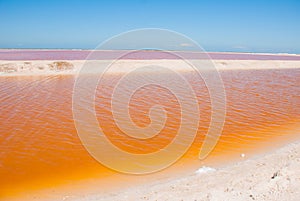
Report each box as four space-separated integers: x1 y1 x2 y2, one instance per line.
0 60 300 76
72 141 300 201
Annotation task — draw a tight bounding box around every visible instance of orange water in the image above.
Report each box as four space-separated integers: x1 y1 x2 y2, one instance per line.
0 68 299 199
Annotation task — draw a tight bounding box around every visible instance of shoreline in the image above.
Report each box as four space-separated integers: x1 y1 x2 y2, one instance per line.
4 127 300 201
4 130 300 201
72 140 300 201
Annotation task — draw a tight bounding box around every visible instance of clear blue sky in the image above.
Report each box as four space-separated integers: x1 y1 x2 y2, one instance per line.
0 0 299 53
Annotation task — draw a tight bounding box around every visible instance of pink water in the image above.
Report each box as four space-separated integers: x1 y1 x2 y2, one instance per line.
0 50 300 60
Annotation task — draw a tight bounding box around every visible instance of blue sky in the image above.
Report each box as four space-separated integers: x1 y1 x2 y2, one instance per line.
0 0 299 53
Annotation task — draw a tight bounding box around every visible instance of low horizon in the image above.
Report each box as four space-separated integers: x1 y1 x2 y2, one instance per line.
0 48 299 55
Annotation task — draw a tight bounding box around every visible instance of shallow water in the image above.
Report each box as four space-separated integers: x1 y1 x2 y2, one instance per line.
0 68 299 198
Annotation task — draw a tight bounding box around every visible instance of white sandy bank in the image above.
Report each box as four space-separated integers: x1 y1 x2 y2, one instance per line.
71 141 300 201
0 60 300 76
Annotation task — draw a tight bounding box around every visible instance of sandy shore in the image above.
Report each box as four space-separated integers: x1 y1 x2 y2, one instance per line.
1 60 300 76
69 141 300 201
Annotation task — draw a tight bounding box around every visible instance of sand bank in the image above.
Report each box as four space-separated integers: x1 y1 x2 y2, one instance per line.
0 60 300 76
71 141 300 201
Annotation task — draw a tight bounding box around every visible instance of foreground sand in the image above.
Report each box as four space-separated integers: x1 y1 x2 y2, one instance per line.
71 141 300 201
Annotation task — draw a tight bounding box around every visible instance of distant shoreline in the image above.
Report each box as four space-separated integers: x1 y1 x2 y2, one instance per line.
0 49 299 55
0 50 300 61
